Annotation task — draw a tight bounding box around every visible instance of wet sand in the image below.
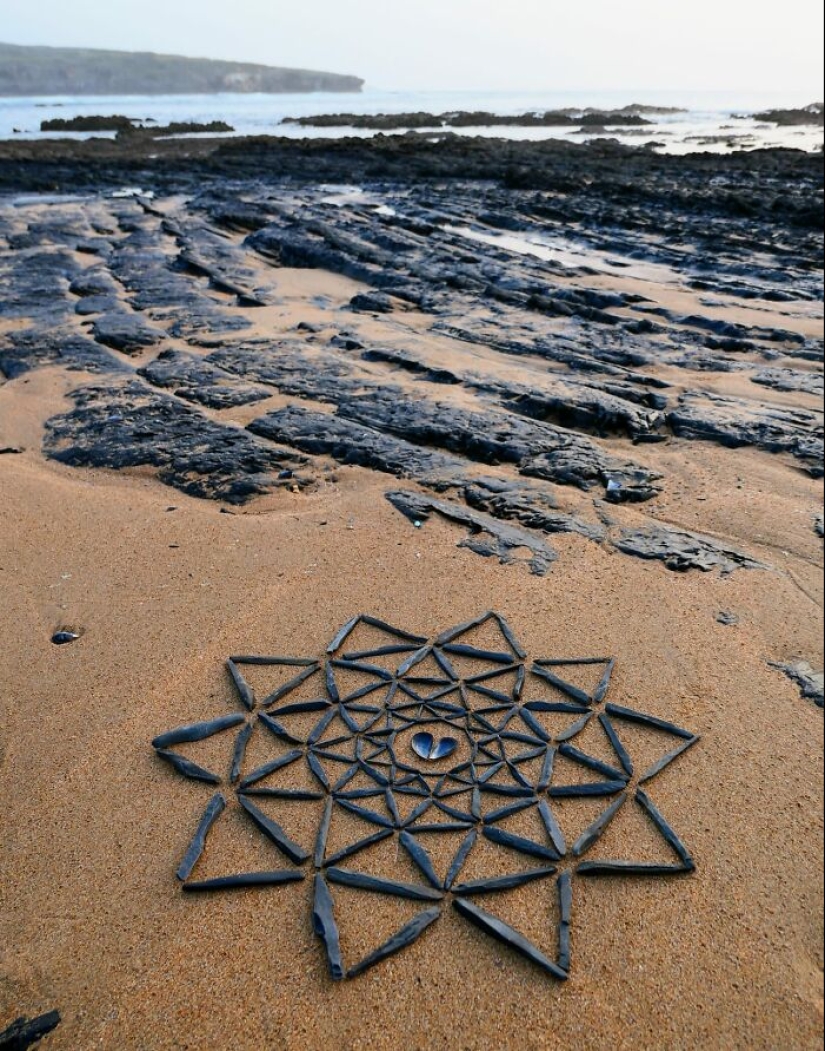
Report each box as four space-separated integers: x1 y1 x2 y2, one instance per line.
1 395 822 1049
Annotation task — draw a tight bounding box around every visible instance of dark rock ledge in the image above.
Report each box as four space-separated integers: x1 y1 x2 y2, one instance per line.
0 140 818 581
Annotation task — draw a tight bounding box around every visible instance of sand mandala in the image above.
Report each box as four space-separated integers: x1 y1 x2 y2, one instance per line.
152 612 699 981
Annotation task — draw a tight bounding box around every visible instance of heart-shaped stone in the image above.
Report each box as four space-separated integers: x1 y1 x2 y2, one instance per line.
411 732 458 762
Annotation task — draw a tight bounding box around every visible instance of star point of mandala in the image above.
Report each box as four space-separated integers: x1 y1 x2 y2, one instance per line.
152 613 700 981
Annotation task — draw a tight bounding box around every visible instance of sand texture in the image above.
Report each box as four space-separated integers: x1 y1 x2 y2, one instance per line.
0 139 822 1050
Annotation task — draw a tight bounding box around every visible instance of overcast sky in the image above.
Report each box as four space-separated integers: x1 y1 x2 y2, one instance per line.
2 0 823 94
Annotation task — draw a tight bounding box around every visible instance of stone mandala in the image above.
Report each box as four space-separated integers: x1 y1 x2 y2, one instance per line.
152 613 699 981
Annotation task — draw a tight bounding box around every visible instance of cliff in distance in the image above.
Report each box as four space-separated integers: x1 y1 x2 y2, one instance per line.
0 42 364 96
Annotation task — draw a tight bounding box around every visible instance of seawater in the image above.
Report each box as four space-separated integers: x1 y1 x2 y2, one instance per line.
0 87 821 155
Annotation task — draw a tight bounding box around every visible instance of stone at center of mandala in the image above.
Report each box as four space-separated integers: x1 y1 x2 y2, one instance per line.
411 731 458 762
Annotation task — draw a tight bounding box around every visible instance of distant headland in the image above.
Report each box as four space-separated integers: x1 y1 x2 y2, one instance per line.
0 42 365 96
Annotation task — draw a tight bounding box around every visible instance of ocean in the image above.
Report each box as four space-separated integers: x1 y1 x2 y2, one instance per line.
0 86 821 155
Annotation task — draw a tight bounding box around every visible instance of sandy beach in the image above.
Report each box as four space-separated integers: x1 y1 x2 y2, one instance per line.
0 134 822 1050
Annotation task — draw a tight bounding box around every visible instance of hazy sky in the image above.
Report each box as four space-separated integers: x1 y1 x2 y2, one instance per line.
2 0 823 94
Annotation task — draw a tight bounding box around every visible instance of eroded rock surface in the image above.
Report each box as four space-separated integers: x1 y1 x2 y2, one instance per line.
614 526 769 574
138 349 272 409
44 381 308 503
0 136 820 576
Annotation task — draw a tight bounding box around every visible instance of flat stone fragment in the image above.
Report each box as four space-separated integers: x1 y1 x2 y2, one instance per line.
400 831 443 888
331 659 394 681
230 722 254 783
182 871 305 891
605 703 694 739
347 907 442 979
441 828 478 890
257 712 303 745
435 611 499 645
442 643 515 664
638 736 700 783
177 792 227 881
226 659 256 710
535 657 614 666
598 714 634 777
559 743 627 782
239 749 303 789
230 656 318 667
525 701 591 713
572 793 628 856
397 646 433 676
538 799 566 856
323 830 395 868
242 788 324 801
152 713 246 749
271 699 332 717
238 795 311 864
342 643 421 661
261 664 322 707
531 665 592 706
592 658 616 704
307 753 331 790
576 861 690 876
453 898 568 980
549 781 626 798
482 827 561 862
314 797 333 868
482 799 536 824
335 800 395 828
155 749 221 785
325 868 444 902
452 867 558 895
558 872 573 973
636 789 695 869
312 875 344 980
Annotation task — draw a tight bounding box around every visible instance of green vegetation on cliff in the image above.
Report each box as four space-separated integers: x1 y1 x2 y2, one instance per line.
0 42 364 96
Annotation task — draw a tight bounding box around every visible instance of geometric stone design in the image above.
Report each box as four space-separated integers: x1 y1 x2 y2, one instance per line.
152 612 699 981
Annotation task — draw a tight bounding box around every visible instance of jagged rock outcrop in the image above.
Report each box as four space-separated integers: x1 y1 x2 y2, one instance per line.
0 142 817 580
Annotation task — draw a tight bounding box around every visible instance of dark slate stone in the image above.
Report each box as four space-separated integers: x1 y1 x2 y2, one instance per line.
43 381 309 504
0 327 124 379
139 348 272 409
0 1010 61 1050
91 311 166 353
615 525 769 574
387 489 559 576
769 660 824 708
668 390 823 477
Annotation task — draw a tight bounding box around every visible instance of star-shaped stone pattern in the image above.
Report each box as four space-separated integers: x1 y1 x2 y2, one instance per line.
152 613 699 981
